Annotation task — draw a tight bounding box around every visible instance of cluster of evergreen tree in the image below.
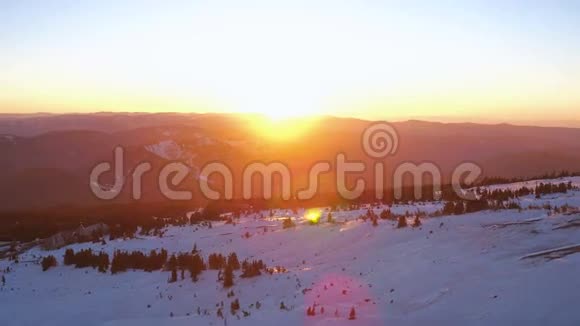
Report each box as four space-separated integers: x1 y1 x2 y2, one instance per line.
481 189 519 202
138 220 167 237
41 255 57 271
218 253 242 287
208 253 227 270
47 246 273 287
475 182 573 202
443 198 522 216
110 249 168 274
306 303 328 316
166 252 207 282
535 182 572 198
108 224 138 240
227 253 241 270
359 209 379 227
380 209 393 220
478 171 580 187
465 199 491 213
439 181 575 216
240 259 265 278
109 215 192 240
165 251 244 286
63 248 109 272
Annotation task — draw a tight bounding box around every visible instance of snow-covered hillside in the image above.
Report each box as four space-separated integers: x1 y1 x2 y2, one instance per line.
2 179 580 326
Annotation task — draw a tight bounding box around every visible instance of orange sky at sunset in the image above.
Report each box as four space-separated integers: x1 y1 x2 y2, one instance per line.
1 1 580 126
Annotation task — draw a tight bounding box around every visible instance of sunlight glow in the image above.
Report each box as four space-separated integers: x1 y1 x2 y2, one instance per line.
247 115 320 142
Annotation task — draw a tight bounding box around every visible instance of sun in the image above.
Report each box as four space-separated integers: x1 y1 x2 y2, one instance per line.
247 113 320 142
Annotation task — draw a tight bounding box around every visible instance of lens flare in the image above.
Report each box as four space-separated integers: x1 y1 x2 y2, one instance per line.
305 209 322 224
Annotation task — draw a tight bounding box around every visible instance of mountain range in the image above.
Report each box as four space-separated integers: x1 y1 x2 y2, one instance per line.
1 113 580 211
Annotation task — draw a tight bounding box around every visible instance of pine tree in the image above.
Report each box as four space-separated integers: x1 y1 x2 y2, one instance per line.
349 307 356 320
240 259 264 278
166 254 178 271
110 251 121 274
397 216 407 228
190 254 205 282
223 266 234 288
208 253 226 270
230 299 240 315
169 267 178 283
41 255 57 271
1 275 5 286
97 252 109 273
63 249 75 266
227 253 240 270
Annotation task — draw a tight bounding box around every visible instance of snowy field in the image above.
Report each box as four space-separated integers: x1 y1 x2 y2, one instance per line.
2 179 580 326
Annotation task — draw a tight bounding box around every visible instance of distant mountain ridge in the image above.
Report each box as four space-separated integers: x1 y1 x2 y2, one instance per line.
1 113 580 211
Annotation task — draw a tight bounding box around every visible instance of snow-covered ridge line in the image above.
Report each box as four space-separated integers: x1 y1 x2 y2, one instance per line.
478 176 580 192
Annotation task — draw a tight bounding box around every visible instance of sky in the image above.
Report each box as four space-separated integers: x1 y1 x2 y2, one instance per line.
1 0 580 124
